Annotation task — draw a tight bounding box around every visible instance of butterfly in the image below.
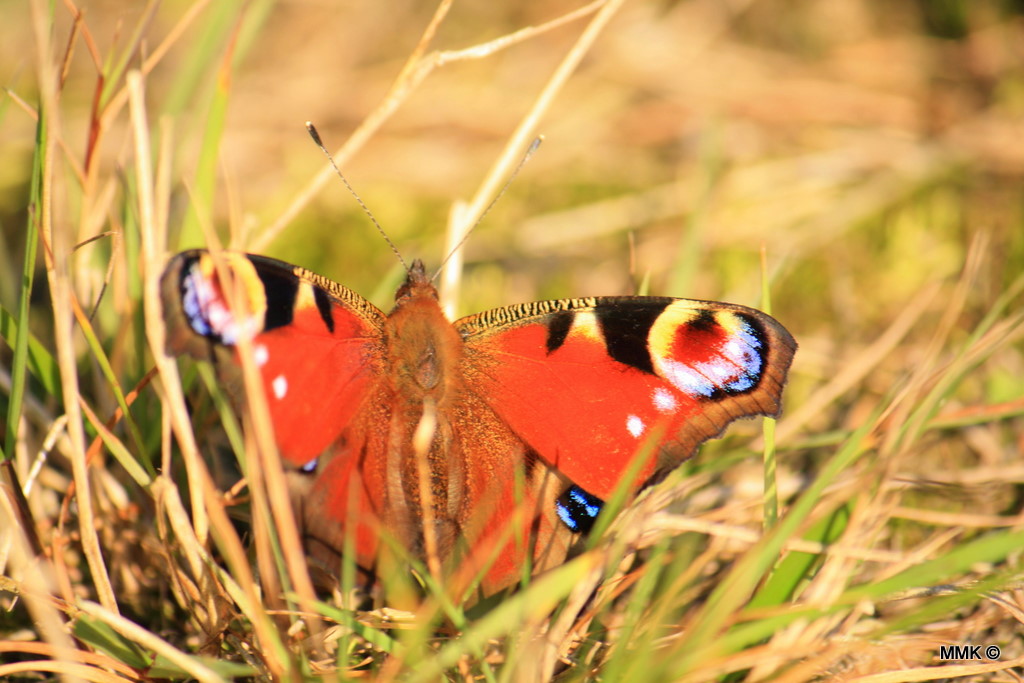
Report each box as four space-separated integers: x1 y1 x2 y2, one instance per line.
160 249 796 599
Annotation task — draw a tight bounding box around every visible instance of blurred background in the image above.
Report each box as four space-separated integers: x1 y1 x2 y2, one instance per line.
3 0 1021 314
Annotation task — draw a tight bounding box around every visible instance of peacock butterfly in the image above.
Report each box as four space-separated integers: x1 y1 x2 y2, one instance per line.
160 249 796 598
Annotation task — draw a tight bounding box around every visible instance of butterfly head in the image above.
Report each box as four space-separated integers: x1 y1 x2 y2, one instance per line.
394 259 437 304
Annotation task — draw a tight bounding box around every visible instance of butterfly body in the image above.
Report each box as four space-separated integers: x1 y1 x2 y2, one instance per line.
161 250 796 597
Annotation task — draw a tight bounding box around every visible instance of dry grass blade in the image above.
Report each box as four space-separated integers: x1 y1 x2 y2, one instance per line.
440 0 624 313
850 653 1024 682
0 484 83 683
227 264 326 654
130 69 210 545
31 0 117 618
77 600 227 682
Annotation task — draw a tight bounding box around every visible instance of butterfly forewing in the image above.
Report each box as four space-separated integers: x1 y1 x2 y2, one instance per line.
456 296 797 499
162 250 389 464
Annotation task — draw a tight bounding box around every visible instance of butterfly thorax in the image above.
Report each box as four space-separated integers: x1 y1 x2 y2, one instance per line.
380 262 469 557
384 262 462 400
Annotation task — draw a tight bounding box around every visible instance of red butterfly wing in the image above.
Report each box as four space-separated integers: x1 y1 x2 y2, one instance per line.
161 251 391 571
162 251 385 462
457 296 797 500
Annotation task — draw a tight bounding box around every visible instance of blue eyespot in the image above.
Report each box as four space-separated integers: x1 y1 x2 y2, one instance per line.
556 485 604 534
722 321 763 393
181 268 213 337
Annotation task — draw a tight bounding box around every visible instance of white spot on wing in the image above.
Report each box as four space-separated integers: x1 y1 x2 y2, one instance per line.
652 387 678 413
626 414 645 438
253 344 269 367
272 375 288 400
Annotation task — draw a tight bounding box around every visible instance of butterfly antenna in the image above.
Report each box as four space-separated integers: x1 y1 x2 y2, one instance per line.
432 135 544 282
306 122 409 273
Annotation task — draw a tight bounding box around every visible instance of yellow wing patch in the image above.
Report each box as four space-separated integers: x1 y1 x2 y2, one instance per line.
568 311 604 344
647 301 704 362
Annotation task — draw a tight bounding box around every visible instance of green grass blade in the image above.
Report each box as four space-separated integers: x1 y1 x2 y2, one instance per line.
4 113 44 459
841 528 1024 606
74 614 153 670
748 502 851 609
0 304 61 403
72 300 152 476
